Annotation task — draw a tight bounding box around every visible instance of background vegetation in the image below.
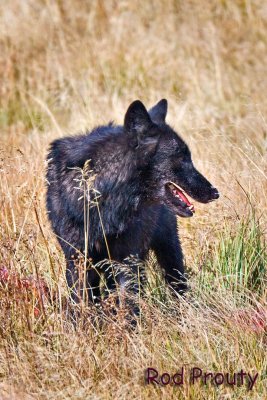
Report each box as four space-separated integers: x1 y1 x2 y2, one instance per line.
0 0 266 398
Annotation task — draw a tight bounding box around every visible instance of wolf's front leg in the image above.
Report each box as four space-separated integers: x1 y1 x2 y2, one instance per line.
107 236 148 320
151 206 188 295
66 256 101 305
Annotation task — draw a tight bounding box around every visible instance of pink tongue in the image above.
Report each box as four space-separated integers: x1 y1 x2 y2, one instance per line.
174 189 192 207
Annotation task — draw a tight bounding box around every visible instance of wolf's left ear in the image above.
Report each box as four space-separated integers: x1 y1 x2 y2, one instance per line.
124 100 160 159
148 99 168 124
124 100 152 136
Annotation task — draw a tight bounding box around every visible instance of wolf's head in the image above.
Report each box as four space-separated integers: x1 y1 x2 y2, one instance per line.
124 99 219 217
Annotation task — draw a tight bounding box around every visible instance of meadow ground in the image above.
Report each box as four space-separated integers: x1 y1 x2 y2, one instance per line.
0 1 266 399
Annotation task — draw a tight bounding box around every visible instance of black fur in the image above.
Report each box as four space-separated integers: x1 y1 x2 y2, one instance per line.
46 99 219 305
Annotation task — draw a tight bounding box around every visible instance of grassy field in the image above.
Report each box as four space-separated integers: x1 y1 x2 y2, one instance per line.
0 0 266 399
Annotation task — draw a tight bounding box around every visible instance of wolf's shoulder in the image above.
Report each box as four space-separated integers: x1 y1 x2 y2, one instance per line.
50 123 121 149
46 123 123 167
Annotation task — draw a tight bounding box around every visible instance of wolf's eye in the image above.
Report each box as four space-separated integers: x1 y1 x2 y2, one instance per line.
175 147 191 163
174 153 185 163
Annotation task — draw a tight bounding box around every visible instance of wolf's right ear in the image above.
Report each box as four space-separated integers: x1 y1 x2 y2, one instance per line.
148 99 168 124
124 100 152 137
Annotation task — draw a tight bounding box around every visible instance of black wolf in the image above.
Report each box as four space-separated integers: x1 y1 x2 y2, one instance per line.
46 99 219 306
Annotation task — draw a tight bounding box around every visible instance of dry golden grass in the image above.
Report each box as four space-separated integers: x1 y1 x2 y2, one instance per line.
0 1 266 399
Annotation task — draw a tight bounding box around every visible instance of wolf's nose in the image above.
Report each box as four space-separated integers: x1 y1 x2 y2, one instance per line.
211 188 220 199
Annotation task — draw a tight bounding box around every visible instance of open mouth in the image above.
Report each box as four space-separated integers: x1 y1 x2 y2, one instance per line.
166 182 195 217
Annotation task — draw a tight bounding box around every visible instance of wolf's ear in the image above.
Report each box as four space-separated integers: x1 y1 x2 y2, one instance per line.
124 100 152 136
124 100 160 158
148 99 168 124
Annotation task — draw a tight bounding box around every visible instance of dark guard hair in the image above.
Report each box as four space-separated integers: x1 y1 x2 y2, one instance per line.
46 99 219 311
